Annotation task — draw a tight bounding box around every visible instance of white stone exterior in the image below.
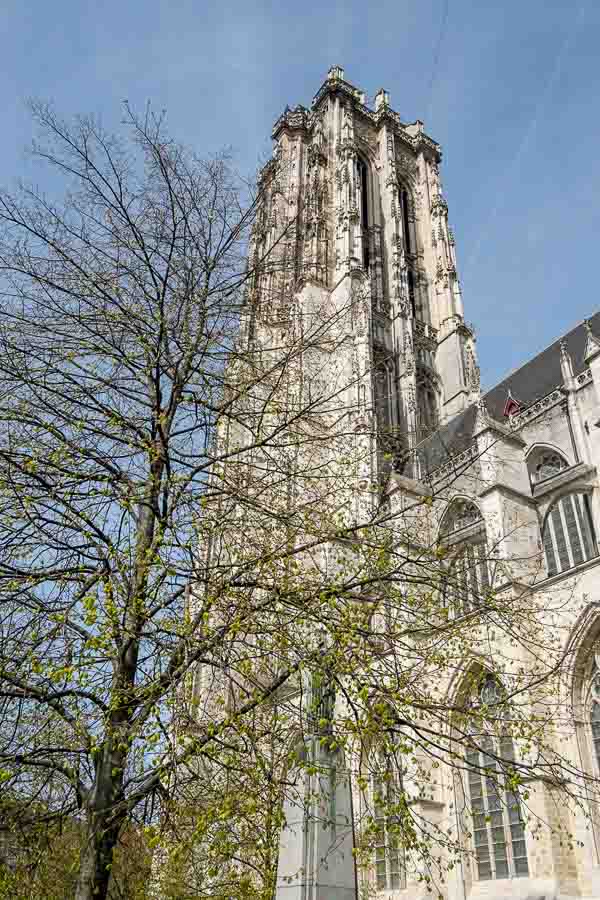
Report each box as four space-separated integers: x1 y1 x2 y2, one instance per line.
239 68 600 900
243 65 479 471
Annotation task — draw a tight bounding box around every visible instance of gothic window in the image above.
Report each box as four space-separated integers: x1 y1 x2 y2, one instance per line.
399 183 417 316
374 352 393 435
440 501 489 615
527 447 568 485
587 655 600 775
446 543 490 615
542 493 596 577
372 753 405 891
356 157 370 271
399 185 412 255
573 645 600 847
440 499 484 539
465 675 529 881
407 269 416 318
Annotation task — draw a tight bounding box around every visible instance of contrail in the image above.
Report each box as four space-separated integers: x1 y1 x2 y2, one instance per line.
463 4 586 280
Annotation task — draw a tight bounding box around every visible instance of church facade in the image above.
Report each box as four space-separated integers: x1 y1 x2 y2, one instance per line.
235 67 600 899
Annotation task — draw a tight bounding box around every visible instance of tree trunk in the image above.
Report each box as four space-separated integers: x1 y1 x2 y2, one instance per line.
74 737 128 900
75 464 159 899
75 811 121 900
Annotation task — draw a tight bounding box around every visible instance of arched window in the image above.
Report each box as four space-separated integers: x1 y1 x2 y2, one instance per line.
465 674 529 881
441 499 483 536
399 186 412 255
527 447 568 485
587 655 600 774
399 182 417 317
440 501 489 615
542 493 596 577
356 157 370 272
572 642 600 857
371 751 405 891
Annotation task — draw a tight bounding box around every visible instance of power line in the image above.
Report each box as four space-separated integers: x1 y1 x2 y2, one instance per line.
425 0 450 122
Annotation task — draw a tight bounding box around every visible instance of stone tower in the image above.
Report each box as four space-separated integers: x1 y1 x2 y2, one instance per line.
240 65 479 485
203 67 600 900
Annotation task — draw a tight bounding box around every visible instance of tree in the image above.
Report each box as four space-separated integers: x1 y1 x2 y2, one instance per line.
0 809 150 900
0 102 594 900
0 102 300 899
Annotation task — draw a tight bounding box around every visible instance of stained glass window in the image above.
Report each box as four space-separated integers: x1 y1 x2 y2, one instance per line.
465 675 529 881
542 493 596 576
530 451 567 484
441 501 489 615
440 500 483 537
372 755 405 891
588 656 600 774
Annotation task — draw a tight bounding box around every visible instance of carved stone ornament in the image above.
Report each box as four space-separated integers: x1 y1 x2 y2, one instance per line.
396 150 417 178
399 298 410 318
430 194 448 218
355 119 378 157
465 345 481 391
271 104 311 140
583 318 600 364
307 115 328 168
404 332 415 373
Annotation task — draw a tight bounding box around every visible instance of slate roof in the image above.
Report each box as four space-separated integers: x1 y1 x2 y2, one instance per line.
484 309 600 420
417 403 478 474
418 310 600 475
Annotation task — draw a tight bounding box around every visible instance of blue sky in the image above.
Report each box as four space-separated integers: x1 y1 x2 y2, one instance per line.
2 0 598 387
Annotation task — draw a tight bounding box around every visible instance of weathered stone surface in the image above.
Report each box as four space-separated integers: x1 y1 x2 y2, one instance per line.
275 737 357 900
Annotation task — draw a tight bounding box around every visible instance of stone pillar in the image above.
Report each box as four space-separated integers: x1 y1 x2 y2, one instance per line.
275 674 358 900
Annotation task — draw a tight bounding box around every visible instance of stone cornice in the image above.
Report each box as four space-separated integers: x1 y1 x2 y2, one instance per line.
531 461 596 500
530 551 600 592
388 471 430 498
312 74 363 110
425 413 525 486
507 387 562 429
271 104 312 140
308 73 441 160
427 442 480 485
474 417 527 447
478 481 537 507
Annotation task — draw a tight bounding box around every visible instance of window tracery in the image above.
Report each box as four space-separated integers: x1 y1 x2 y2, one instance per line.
440 501 489 615
584 653 600 774
440 499 483 537
542 492 596 577
371 751 405 891
527 448 568 485
398 182 417 317
445 543 490 615
356 156 370 271
465 674 529 881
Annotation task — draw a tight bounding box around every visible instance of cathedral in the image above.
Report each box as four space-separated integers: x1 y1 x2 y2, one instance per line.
228 66 600 899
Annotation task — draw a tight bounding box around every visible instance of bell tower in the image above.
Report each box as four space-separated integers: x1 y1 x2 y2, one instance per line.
241 66 479 482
